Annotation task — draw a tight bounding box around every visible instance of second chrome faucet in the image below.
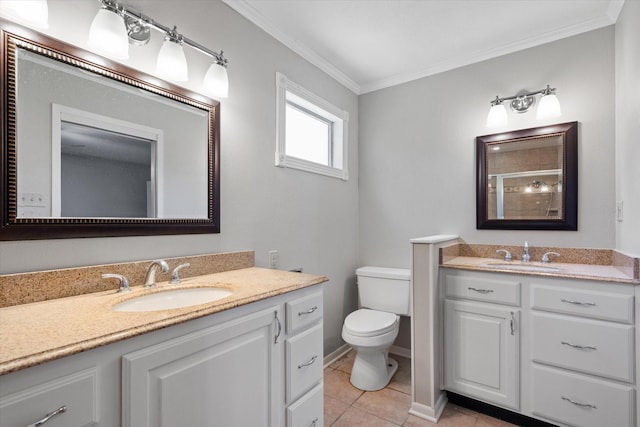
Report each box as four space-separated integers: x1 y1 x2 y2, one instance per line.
144 259 169 288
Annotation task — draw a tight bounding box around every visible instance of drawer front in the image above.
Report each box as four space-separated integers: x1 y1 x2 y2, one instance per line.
531 312 635 382
286 291 323 334
0 368 98 427
286 323 323 403
445 273 521 306
531 284 634 324
531 365 634 427
287 383 323 427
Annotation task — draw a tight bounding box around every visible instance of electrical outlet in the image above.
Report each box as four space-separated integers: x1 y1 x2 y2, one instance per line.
268 250 278 269
617 200 624 222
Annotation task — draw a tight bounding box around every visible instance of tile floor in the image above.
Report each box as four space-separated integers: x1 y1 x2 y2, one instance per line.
324 350 518 427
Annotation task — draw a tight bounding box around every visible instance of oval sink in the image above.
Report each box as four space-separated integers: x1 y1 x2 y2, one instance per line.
113 287 233 312
482 263 562 273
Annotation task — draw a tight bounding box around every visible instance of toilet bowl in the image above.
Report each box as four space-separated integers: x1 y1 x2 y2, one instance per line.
342 266 410 391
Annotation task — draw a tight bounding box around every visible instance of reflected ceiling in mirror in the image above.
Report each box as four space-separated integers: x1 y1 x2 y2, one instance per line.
476 122 578 230
1 20 220 240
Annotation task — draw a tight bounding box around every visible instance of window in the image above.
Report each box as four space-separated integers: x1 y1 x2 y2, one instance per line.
276 72 349 180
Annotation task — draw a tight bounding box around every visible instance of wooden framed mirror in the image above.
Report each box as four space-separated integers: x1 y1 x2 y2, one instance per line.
1 20 220 240
476 122 578 230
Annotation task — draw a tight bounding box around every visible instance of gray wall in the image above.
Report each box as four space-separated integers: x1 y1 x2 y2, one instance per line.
359 27 617 269
0 0 359 355
615 1 640 256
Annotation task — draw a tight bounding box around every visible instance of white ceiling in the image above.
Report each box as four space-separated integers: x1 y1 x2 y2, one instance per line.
223 0 624 94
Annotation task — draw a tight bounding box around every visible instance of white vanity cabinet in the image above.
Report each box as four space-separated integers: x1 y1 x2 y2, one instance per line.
441 268 637 427
443 272 521 410
0 284 324 427
528 279 636 427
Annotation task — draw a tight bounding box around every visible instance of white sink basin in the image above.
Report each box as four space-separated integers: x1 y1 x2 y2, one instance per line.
113 287 233 312
482 262 562 273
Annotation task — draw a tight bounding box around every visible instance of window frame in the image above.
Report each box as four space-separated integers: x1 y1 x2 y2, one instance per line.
275 72 349 180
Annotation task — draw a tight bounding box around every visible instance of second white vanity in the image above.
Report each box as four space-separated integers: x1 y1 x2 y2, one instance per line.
442 268 636 427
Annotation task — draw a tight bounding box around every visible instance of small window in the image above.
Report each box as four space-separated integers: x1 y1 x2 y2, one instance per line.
276 73 349 180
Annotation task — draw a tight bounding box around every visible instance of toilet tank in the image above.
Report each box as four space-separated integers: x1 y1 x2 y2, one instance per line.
356 266 411 316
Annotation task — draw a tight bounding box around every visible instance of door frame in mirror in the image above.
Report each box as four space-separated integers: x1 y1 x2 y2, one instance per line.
476 121 578 230
1 20 220 240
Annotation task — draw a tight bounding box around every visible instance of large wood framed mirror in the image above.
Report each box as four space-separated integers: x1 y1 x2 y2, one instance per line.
1 21 220 240
476 122 578 230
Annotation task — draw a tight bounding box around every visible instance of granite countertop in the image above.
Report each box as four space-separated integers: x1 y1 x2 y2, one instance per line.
441 256 638 284
0 267 327 375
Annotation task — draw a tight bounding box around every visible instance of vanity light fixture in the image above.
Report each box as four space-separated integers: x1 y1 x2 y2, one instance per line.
87 0 229 97
486 85 561 128
0 0 49 29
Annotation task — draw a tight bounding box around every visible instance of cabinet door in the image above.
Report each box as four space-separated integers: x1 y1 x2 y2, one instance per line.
122 307 280 427
444 299 520 410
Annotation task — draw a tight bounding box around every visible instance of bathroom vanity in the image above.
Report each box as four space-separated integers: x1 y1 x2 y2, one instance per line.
0 259 326 427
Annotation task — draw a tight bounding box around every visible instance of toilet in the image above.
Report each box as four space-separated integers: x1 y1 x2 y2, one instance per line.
342 266 411 391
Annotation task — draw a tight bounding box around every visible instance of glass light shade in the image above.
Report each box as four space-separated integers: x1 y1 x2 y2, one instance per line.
203 63 229 98
156 40 188 82
536 93 562 120
88 8 129 59
486 104 508 128
0 0 49 28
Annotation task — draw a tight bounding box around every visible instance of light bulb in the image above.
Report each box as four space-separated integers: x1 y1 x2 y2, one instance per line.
0 0 49 28
156 39 188 82
203 62 229 98
88 7 129 59
537 93 561 120
486 103 508 128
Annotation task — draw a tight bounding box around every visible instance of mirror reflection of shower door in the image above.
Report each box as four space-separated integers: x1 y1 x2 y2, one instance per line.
51 105 164 218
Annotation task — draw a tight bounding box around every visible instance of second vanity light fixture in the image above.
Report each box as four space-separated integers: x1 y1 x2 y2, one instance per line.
87 0 229 97
486 85 561 128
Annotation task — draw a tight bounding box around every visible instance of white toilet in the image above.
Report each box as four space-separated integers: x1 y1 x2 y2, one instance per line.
342 266 411 391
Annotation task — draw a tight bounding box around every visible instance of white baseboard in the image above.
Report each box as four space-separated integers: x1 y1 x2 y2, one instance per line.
390 345 411 359
409 393 447 423
323 344 351 368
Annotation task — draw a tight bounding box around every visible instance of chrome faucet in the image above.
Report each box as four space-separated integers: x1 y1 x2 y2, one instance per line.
170 263 191 284
102 273 130 293
496 249 512 261
144 259 169 288
541 251 560 263
521 241 531 262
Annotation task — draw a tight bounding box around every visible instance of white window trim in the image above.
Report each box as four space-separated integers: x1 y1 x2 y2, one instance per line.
275 72 349 180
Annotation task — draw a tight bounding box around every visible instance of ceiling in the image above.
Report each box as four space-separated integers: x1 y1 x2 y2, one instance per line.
223 0 624 94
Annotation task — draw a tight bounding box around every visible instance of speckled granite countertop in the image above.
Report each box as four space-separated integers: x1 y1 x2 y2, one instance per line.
0 267 327 375
441 256 638 284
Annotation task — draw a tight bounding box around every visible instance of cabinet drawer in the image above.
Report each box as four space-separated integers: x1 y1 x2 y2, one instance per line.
0 368 98 427
531 365 634 427
287 383 323 427
445 273 520 306
531 312 635 382
531 284 634 323
286 323 323 403
286 291 323 334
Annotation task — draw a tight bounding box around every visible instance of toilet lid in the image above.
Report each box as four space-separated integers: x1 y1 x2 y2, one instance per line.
344 309 399 337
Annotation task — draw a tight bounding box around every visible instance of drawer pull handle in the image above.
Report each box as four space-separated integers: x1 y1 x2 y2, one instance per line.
561 298 596 306
29 406 67 427
310 417 319 427
468 287 494 294
298 306 318 316
561 341 596 351
274 310 282 344
509 312 516 335
561 396 597 409
298 355 318 369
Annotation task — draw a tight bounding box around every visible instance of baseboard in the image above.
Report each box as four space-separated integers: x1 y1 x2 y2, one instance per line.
323 343 351 368
409 396 447 423
389 345 411 359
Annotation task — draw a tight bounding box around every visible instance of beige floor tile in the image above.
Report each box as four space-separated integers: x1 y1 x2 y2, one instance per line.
324 369 364 405
331 406 401 427
402 414 439 427
324 395 350 427
353 387 412 425
387 355 411 395
330 350 355 374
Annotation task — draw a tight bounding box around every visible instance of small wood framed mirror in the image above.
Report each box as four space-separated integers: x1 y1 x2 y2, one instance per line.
476 122 578 230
